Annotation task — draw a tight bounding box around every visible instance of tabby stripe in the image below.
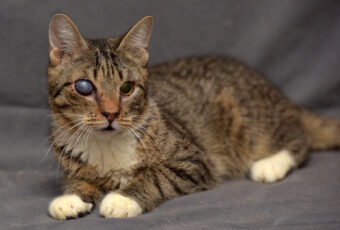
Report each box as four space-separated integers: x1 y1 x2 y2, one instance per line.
161 109 204 151
165 165 199 185
118 69 123 80
56 145 65 153
72 152 83 163
161 79 190 99
93 68 97 79
112 65 120 81
101 65 106 77
53 82 72 98
59 103 71 109
122 183 148 207
100 56 107 76
102 49 111 60
95 50 99 67
137 84 146 93
177 156 214 182
105 57 112 77
74 166 82 176
110 64 115 78
144 132 162 155
160 168 187 195
150 169 165 199
134 166 148 176
110 53 116 62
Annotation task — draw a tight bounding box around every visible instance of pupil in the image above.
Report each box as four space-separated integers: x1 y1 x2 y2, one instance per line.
121 82 132 93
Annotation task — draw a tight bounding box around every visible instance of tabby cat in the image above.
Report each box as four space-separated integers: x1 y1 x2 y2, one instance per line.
47 14 340 220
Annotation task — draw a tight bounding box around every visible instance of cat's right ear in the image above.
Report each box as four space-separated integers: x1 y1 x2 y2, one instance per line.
49 14 88 66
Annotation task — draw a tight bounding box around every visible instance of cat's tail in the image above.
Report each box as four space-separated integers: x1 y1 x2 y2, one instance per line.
300 109 340 150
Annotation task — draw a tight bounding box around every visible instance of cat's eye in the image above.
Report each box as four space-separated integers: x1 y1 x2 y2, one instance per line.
120 81 134 96
75 80 94 96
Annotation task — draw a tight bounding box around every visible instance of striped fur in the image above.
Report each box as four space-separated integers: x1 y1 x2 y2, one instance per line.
47 14 340 220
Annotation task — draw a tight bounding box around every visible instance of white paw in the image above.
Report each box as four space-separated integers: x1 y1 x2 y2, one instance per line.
100 192 142 218
49 194 93 220
250 150 296 183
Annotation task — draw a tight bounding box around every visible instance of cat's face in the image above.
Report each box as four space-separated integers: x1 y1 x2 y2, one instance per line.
48 14 153 135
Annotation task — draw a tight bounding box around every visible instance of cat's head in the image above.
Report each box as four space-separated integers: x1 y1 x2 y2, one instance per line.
47 14 153 135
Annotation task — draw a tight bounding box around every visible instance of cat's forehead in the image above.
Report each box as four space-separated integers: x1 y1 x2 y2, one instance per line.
86 38 134 71
87 39 116 65
66 38 142 93
88 39 116 54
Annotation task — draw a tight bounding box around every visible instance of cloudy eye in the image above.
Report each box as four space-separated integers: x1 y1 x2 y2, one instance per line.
120 81 134 96
75 80 94 96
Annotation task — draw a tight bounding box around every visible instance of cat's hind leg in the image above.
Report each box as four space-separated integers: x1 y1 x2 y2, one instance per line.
250 120 309 183
250 149 296 183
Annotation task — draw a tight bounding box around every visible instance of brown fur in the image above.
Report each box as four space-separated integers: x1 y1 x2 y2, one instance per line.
47 14 340 219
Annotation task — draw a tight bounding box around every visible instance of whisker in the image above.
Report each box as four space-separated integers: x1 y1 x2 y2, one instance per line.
127 126 151 167
124 128 145 161
120 117 132 121
40 120 84 164
128 114 160 119
48 113 85 118
68 125 89 172
83 121 107 125
118 121 132 125
84 126 94 161
83 125 92 153
56 124 86 180
131 121 167 162
84 125 94 159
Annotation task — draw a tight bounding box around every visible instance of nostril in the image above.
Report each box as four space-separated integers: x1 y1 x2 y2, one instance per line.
101 112 109 118
101 111 119 123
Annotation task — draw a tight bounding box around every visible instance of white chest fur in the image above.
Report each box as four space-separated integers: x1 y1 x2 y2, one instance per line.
70 132 139 177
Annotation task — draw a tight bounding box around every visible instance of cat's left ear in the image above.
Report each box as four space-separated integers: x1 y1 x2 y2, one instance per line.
117 16 153 66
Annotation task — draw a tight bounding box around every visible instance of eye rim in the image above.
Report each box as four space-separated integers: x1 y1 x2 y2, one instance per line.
120 81 135 96
74 79 95 96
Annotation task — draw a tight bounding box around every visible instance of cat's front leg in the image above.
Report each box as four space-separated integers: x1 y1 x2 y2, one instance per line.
49 179 101 220
100 192 142 218
100 159 216 218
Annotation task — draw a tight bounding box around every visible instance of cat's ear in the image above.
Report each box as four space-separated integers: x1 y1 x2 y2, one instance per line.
49 14 88 65
117 16 153 66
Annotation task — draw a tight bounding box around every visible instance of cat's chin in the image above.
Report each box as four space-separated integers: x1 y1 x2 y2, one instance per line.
93 131 121 141
93 126 125 139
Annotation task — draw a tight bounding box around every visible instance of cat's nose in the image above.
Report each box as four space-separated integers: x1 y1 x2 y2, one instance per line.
101 111 119 123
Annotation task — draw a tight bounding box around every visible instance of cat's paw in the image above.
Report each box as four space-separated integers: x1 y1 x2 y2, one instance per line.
250 150 296 183
49 194 93 220
100 192 142 218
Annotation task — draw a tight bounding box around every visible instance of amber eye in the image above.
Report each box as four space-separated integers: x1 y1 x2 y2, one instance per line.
120 81 134 96
75 80 94 96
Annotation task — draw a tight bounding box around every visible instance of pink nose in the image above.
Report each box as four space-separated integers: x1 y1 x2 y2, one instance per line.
101 111 119 123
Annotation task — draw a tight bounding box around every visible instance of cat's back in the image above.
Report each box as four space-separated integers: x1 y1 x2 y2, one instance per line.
148 56 295 151
148 56 242 112
148 55 288 118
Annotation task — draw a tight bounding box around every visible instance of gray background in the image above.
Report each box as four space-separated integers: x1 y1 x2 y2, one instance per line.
1 0 340 229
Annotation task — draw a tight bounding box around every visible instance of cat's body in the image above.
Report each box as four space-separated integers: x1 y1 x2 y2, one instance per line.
47 14 340 220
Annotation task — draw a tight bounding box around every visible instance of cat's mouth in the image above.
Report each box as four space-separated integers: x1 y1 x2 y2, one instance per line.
102 125 115 131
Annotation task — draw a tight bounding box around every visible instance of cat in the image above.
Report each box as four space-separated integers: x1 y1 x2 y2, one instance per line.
47 14 340 220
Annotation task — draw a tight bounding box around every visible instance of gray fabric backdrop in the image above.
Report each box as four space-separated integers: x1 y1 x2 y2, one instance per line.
1 0 339 229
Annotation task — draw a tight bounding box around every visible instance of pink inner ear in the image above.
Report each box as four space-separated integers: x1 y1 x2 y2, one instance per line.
50 48 62 66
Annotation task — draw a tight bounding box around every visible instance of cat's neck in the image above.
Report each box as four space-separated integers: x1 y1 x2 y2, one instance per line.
79 131 138 177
